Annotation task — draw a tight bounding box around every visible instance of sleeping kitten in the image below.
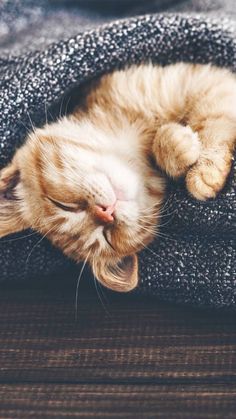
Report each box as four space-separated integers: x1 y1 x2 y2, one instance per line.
0 63 235 291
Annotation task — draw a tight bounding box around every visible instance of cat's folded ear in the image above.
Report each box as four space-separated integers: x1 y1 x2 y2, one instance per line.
92 254 139 292
0 160 29 238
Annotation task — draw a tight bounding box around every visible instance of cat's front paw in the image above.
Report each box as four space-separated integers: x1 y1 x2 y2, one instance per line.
153 124 201 178
186 155 232 200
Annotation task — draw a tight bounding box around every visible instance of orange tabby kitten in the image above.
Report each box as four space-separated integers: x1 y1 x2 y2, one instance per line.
0 63 235 291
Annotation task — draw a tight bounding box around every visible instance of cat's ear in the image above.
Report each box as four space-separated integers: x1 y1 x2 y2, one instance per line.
93 254 139 292
0 161 29 237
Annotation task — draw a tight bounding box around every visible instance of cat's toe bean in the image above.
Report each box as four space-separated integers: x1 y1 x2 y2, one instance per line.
186 162 229 200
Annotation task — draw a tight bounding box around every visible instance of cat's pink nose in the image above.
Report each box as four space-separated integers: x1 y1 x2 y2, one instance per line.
94 203 116 224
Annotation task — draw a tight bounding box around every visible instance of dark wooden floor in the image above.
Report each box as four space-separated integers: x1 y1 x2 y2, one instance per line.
0 272 235 418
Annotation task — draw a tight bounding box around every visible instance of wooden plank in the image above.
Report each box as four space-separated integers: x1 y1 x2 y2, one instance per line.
0 384 235 418
0 275 235 384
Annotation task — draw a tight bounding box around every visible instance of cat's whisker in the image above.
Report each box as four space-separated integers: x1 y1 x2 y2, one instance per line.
139 210 161 218
138 223 157 232
146 197 174 217
90 256 112 317
139 214 178 229
140 205 171 217
64 95 72 116
93 272 112 318
135 237 162 260
137 226 158 238
137 222 180 245
26 110 36 133
137 221 157 232
140 207 177 219
18 120 33 135
159 195 172 209
0 230 39 243
44 102 54 125
25 224 58 267
157 217 177 228
58 94 72 121
159 208 178 219
142 195 171 212
140 203 162 212
44 101 48 125
155 231 179 244
59 94 66 119
137 220 157 229
96 278 110 308
136 236 180 265
75 251 90 321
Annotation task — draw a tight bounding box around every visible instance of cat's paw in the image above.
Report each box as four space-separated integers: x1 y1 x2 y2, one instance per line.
186 156 232 200
154 124 201 178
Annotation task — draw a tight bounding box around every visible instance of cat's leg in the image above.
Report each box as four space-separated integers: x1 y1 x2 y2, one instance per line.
185 117 235 200
152 122 201 178
153 119 235 200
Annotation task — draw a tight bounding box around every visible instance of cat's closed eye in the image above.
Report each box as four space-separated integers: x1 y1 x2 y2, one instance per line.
47 196 84 212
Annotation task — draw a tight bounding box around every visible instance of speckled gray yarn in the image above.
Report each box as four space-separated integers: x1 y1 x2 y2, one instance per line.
0 0 235 309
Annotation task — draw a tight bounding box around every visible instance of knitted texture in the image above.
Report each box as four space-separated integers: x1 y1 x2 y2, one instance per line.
0 0 235 308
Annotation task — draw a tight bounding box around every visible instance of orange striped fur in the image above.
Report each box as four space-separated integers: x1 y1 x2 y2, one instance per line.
0 63 235 291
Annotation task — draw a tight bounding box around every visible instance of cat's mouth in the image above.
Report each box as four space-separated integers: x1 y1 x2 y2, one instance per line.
98 213 154 257
103 228 116 250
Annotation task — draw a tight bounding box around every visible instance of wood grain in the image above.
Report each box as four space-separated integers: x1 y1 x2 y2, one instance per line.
0 274 235 417
0 384 236 418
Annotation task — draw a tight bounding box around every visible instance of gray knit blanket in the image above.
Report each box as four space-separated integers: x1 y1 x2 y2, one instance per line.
0 0 235 308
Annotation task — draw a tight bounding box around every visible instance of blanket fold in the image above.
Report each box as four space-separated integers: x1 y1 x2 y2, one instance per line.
0 0 235 308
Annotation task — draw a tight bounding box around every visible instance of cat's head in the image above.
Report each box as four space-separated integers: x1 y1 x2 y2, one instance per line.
0 117 165 291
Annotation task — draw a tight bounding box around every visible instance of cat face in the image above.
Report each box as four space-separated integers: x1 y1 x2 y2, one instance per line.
0 117 165 291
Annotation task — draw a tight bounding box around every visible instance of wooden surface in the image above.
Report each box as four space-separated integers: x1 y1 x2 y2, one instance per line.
0 272 235 418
